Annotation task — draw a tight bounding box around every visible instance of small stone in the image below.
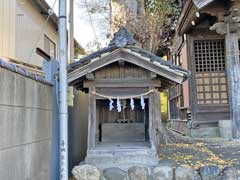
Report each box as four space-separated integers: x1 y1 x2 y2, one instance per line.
199 165 221 180
152 166 173 180
72 164 101 180
175 166 200 180
222 166 238 180
127 166 149 180
103 167 127 180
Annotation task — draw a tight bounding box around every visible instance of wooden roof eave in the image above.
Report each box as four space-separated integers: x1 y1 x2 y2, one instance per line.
176 0 217 36
30 0 58 28
176 1 197 36
192 0 216 10
68 48 187 86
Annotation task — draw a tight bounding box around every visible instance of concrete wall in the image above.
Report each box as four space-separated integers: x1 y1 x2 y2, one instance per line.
0 67 52 180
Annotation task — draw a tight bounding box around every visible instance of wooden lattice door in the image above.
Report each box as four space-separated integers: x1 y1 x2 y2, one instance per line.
193 40 228 105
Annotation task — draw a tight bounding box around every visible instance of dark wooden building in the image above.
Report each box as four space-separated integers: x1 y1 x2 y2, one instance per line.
68 28 188 169
169 0 240 139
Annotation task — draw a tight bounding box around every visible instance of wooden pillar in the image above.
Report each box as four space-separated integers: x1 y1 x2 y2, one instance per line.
148 88 155 148
149 89 162 148
225 24 240 138
87 86 96 149
153 91 162 146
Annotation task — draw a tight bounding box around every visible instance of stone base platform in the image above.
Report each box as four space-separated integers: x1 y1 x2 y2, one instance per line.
84 146 159 170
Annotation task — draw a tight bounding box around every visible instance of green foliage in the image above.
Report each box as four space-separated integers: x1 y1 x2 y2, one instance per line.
145 0 177 26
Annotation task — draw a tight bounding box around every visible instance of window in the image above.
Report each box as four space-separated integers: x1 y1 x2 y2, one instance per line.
169 84 183 120
44 35 56 58
194 40 228 105
169 52 184 120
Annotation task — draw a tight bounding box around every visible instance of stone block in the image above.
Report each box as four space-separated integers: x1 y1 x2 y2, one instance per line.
218 120 232 139
222 166 239 180
127 166 149 180
103 167 127 180
191 127 220 138
72 164 101 180
175 166 201 180
152 166 173 180
199 165 221 180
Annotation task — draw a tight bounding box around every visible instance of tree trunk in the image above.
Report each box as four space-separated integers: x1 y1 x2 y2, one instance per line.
110 0 193 144
152 91 193 145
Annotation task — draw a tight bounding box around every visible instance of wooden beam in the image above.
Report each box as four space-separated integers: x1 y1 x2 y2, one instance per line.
84 78 161 88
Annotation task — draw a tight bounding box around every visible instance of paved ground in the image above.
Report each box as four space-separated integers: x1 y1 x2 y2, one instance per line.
158 140 240 169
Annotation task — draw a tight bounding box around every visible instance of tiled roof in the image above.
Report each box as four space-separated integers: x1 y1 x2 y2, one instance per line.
0 59 52 85
68 28 189 78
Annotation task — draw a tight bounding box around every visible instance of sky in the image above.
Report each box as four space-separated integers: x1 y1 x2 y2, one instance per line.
46 0 110 52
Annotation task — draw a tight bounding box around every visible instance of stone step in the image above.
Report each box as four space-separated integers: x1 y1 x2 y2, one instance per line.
87 148 156 157
85 154 159 170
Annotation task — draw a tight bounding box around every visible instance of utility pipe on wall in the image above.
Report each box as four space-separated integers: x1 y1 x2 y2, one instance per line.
68 0 74 63
59 0 68 179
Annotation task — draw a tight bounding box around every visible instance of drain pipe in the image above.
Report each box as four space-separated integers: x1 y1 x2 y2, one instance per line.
59 0 68 179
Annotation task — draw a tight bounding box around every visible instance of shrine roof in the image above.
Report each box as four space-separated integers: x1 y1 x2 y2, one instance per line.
69 28 188 74
68 27 190 86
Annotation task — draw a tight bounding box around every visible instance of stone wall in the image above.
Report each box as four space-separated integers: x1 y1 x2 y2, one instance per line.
0 67 52 180
72 164 240 180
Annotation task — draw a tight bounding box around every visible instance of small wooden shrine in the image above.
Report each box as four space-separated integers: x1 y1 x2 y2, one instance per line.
68 27 189 169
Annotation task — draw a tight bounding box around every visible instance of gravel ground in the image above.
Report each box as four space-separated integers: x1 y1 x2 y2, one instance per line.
158 140 240 169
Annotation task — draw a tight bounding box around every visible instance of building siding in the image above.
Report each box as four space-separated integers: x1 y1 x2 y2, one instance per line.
0 0 59 67
0 0 16 59
15 0 58 66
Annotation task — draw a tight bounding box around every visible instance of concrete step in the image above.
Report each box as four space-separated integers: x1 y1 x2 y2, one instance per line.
87 148 156 157
85 153 159 170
